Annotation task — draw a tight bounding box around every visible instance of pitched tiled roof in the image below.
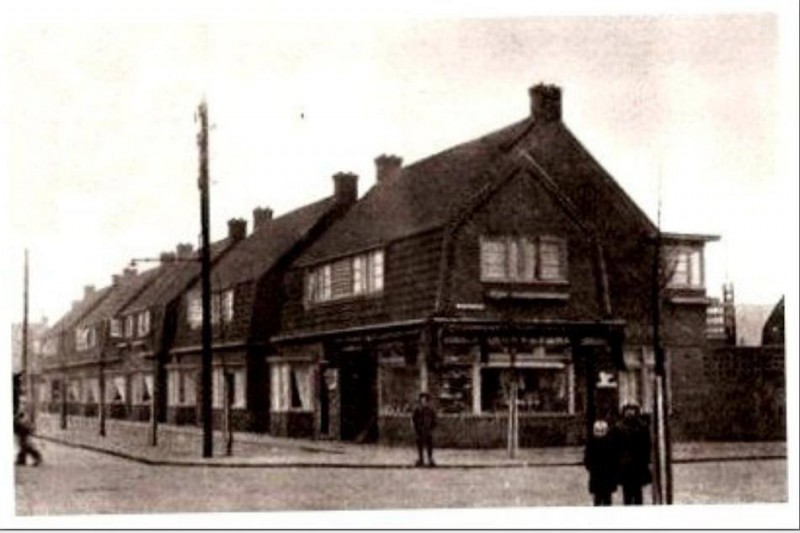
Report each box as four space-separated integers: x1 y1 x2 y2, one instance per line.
45 286 112 339
298 118 656 266
122 238 232 314
209 197 339 289
76 267 162 327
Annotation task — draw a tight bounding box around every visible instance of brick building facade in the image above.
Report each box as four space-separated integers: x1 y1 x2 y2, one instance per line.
271 84 717 447
31 82 749 448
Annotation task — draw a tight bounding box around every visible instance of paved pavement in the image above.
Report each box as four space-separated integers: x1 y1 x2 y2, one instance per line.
15 440 789 516
29 413 787 469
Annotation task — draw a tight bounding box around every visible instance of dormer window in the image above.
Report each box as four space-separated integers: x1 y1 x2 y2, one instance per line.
480 236 567 283
75 326 96 351
306 249 384 304
665 246 704 289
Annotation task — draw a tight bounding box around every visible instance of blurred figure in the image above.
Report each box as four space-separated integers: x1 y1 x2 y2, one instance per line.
14 411 42 467
616 403 651 505
583 419 618 506
412 392 437 467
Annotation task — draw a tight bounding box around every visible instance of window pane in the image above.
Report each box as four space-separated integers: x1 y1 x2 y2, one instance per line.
331 259 353 298
521 238 536 281
353 255 366 294
188 292 202 328
690 250 702 287
481 239 506 280
539 238 565 280
370 250 384 292
668 250 689 286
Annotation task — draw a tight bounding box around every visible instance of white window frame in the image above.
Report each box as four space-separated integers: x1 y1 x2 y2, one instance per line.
480 235 567 283
137 310 151 337
305 249 385 304
666 246 704 289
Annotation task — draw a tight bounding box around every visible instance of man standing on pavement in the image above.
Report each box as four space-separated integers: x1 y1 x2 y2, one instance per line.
412 392 437 467
615 402 651 504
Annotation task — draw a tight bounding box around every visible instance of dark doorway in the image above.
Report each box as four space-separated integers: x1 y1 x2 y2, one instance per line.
339 352 378 442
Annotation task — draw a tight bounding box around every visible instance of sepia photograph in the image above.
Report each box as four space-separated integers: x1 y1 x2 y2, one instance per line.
3 0 798 528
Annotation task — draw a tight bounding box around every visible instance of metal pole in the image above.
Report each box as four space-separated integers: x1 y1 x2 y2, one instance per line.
99 347 106 436
197 100 213 458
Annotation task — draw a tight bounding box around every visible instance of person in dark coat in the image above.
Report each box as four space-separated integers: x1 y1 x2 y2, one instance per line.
412 392 437 467
583 419 618 506
14 412 42 467
615 402 651 505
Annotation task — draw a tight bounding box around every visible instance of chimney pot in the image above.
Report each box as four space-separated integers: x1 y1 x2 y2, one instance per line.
529 83 562 123
112 274 122 285
123 267 137 277
228 218 247 242
252 207 274 232
375 154 403 184
332 172 358 206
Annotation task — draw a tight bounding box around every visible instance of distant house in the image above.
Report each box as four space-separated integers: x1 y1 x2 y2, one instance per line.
11 317 49 374
273 83 718 446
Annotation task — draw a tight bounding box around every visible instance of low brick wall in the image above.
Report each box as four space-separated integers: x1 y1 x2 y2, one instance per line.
378 413 585 448
270 411 314 438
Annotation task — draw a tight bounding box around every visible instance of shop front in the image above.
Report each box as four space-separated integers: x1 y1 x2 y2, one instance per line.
273 318 624 447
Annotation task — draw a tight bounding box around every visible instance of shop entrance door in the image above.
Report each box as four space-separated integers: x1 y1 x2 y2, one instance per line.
339 352 378 442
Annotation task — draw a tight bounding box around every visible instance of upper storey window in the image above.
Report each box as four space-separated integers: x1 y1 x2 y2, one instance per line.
306 249 384 304
665 246 704 289
187 289 235 329
480 236 567 283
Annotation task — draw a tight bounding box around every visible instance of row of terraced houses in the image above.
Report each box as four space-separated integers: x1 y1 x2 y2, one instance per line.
34 84 726 447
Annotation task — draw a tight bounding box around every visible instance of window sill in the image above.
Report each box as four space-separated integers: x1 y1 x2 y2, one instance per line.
666 295 712 306
485 289 570 301
305 291 384 309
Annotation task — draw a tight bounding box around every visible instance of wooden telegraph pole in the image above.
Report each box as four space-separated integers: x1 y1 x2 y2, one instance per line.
197 100 214 458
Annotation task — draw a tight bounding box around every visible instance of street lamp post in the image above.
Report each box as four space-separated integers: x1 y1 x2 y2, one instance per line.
197 100 214 459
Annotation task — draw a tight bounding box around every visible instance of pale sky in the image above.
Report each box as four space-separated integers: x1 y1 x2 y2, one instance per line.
2 2 798 325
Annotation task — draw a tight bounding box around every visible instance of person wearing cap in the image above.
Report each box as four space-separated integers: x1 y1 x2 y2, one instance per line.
583 419 618 505
412 392 438 467
615 402 652 504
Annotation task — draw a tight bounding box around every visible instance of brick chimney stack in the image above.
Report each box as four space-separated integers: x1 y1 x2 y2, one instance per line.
375 154 403 184
176 243 194 259
228 218 247 242
332 172 358 206
253 207 274 232
529 83 562 123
